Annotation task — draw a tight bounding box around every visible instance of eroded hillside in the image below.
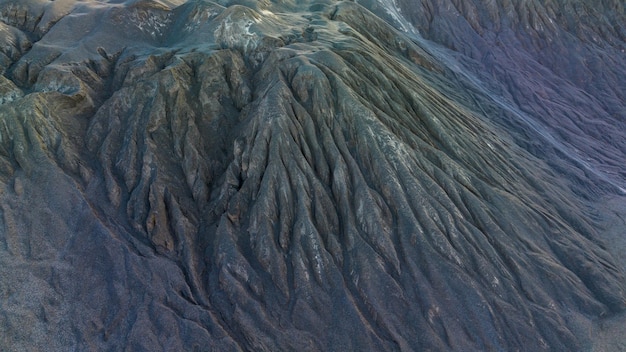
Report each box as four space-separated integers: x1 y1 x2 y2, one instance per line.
0 0 625 350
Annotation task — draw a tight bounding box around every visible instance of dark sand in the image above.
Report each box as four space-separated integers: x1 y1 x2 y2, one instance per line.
593 196 626 352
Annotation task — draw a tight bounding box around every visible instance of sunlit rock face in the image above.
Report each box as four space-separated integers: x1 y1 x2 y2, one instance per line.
0 0 625 351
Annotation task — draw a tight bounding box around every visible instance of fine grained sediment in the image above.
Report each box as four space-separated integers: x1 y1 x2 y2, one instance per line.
0 0 625 351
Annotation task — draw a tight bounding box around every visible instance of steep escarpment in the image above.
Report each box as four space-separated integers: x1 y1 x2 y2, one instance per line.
0 0 625 351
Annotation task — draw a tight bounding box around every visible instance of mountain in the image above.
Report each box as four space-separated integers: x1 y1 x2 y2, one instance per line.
0 0 625 350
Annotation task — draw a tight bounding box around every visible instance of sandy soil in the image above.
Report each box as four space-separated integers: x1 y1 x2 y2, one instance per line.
592 195 626 352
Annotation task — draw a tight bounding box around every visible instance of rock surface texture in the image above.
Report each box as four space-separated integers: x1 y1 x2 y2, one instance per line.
0 0 625 351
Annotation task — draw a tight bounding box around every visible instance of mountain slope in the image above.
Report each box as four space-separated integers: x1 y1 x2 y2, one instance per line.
0 0 625 350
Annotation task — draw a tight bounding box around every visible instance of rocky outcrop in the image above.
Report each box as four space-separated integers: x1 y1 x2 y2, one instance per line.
0 0 625 351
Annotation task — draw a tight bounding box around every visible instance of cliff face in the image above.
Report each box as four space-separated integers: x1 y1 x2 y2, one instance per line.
0 0 625 351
